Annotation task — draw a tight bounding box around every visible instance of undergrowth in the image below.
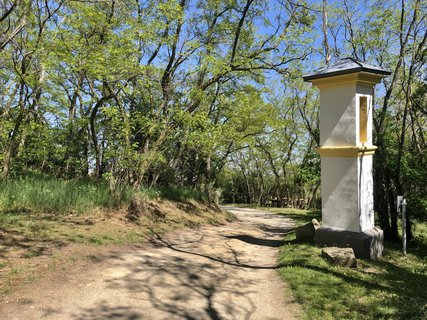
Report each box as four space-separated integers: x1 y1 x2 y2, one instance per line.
0 175 208 215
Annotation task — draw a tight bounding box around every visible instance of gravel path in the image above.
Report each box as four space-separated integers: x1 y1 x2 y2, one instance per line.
1 207 301 320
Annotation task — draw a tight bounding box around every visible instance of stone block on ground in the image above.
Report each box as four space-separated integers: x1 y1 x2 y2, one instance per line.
295 218 320 242
322 247 357 268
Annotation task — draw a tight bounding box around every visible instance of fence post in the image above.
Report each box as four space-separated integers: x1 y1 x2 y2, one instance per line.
401 198 407 256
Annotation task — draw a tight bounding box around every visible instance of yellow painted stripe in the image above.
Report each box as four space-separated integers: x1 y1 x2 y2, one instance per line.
316 146 377 157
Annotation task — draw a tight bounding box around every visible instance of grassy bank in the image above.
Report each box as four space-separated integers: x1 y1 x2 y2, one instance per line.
265 207 427 320
0 176 207 214
0 176 228 297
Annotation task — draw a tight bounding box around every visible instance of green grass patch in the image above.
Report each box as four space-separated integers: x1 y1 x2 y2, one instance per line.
0 176 208 215
0 176 132 214
22 251 43 259
264 207 321 225
1 287 11 295
0 212 22 227
87 234 115 246
10 268 19 274
24 275 35 283
274 208 427 320
223 204 321 224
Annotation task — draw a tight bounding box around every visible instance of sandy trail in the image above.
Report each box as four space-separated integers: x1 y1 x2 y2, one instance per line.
1 207 300 320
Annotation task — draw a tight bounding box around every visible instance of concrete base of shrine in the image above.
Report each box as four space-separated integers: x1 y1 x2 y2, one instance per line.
315 227 384 259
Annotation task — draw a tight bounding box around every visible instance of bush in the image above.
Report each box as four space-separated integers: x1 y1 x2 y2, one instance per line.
407 198 427 221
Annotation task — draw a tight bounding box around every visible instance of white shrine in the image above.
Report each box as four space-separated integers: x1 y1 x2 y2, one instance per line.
303 58 391 259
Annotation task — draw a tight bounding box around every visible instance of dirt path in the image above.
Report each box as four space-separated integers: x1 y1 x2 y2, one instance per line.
1 207 301 320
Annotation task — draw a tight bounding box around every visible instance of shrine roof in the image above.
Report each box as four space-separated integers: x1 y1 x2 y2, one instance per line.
303 57 391 81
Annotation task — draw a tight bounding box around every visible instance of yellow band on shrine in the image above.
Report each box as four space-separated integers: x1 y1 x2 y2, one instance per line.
316 146 378 157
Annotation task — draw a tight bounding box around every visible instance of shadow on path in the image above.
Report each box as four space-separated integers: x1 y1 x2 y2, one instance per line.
73 301 142 320
224 234 284 247
103 248 258 319
150 232 281 270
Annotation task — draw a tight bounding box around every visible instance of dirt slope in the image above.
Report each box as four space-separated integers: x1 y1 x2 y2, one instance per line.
1 207 301 320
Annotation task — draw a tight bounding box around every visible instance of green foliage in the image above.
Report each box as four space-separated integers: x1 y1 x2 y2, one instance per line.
156 187 208 202
219 81 321 208
0 0 425 229
1 0 316 191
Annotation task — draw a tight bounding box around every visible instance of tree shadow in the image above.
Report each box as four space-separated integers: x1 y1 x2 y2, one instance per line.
73 301 142 320
224 234 284 247
280 239 427 319
149 232 281 270
279 260 391 292
258 224 295 236
366 256 427 318
85 219 293 320
31 213 96 226
101 247 258 319
0 227 65 259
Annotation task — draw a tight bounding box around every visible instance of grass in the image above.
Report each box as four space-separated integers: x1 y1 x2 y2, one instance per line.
224 203 321 224
263 207 321 225
0 176 214 251
0 176 208 215
0 210 149 247
0 176 131 214
267 207 427 320
0 183 219 251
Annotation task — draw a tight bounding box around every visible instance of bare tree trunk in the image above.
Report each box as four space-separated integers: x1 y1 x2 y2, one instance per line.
322 0 331 65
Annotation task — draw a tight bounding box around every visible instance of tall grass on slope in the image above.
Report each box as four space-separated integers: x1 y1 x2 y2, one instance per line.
0 177 133 214
0 176 209 215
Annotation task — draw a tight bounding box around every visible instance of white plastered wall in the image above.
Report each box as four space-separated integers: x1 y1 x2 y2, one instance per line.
358 155 375 231
319 84 357 147
319 81 375 233
322 155 374 233
321 157 360 232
